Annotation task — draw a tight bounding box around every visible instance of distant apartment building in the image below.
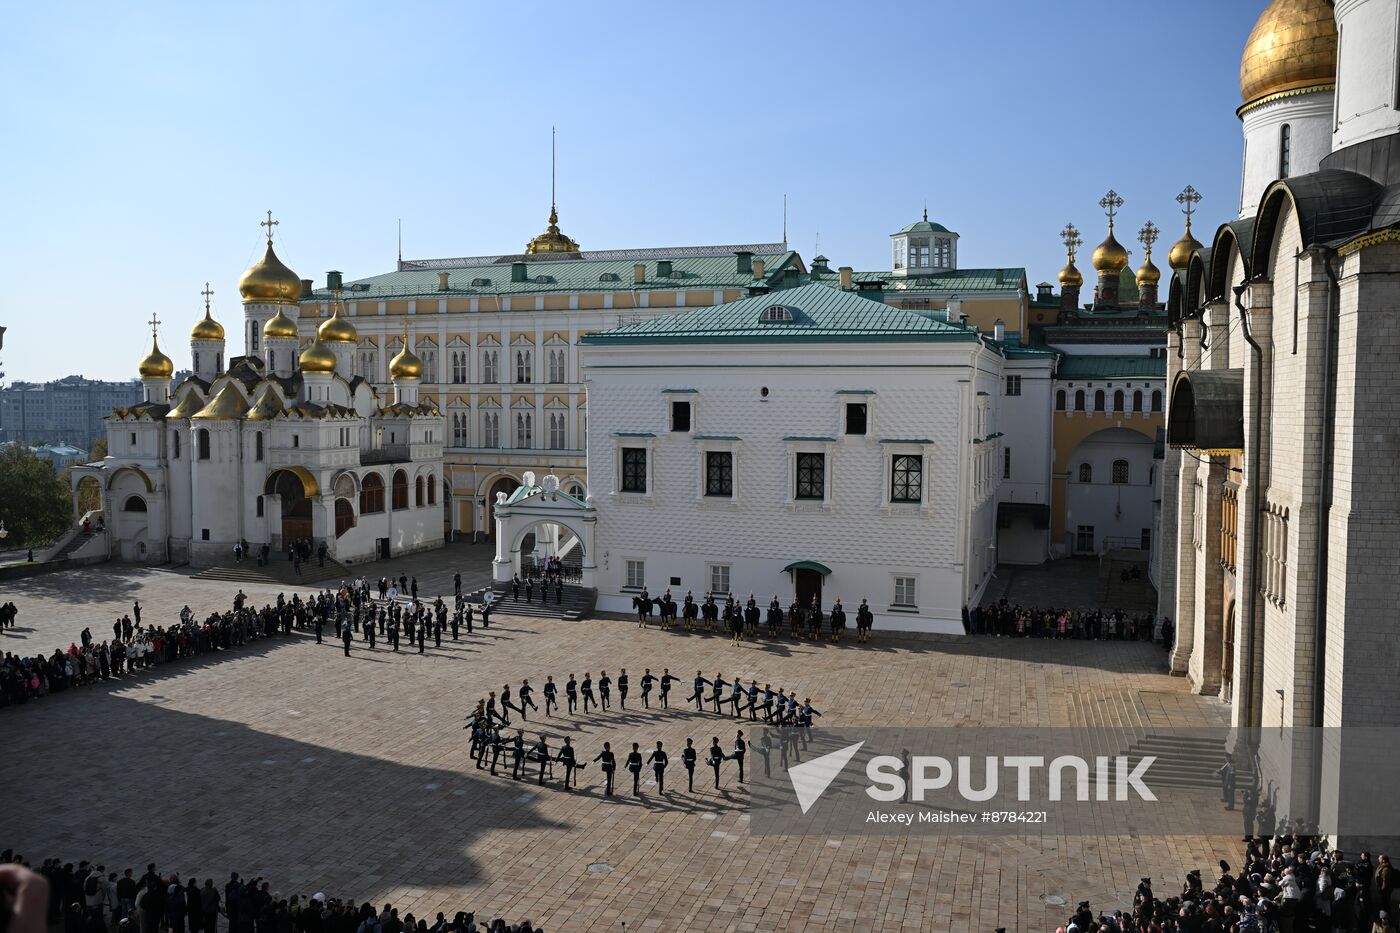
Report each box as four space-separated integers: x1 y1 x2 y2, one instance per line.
0 375 145 446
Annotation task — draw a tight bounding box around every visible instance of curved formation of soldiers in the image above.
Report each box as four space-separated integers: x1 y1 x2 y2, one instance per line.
464 669 822 796
630 591 876 645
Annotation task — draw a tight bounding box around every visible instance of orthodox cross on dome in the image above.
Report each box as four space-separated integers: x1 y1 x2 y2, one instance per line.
1098 190 1124 232
1060 222 1082 262
201 282 214 313
260 210 279 244
1176 185 1202 232
1137 220 1160 258
148 313 161 338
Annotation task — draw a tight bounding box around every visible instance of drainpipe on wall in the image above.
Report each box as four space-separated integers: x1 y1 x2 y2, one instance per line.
1234 282 1263 732
1309 246 1340 826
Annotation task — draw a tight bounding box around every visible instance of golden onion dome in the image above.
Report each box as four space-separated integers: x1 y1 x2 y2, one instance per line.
263 308 299 340
138 335 175 379
1058 261 1084 287
238 242 302 304
389 340 424 380
1239 0 1337 107
1136 255 1161 287
1091 230 1130 273
190 309 225 341
298 337 338 374
1168 227 1204 271
318 306 357 343
191 382 248 421
525 206 581 254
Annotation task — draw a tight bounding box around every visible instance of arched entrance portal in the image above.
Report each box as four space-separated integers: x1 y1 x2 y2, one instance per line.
490 474 597 590
510 519 586 580
265 468 318 547
485 476 520 540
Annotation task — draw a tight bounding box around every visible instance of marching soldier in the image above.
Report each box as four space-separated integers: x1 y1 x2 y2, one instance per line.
742 680 761 721
598 670 612 711
682 738 698 791
501 684 522 721
488 727 504 775
617 668 629 709
640 668 655 708
686 670 709 711
706 737 725 789
518 679 538 719
566 673 579 714
660 668 677 709
530 734 551 785
760 684 776 722
647 741 669 794
728 678 744 717
709 673 727 713
581 672 597 713
730 730 747 783
626 742 644 796
510 730 526 780
593 741 616 796
556 736 585 789
543 675 558 716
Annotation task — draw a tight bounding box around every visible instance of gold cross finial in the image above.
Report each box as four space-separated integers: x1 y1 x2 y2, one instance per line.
260 210 279 244
1099 190 1124 231
1176 185 1202 231
1060 222 1082 261
201 282 214 313
147 313 161 338
1137 220 1160 258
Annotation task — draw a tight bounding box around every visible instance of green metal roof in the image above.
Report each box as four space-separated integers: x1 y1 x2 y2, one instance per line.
1055 355 1166 380
845 268 1026 294
782 560 832 575
893 219 952 235
582 282 979 346
302 250 801 302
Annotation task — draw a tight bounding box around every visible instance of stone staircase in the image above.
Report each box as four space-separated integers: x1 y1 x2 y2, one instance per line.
191 556 351 587
1117 733 1254 790
467 583 596 621
51 530 101 560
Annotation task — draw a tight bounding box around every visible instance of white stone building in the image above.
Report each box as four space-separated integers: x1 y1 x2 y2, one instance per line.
1164 0 1400 842
71 229 445 566
547 281 1055 634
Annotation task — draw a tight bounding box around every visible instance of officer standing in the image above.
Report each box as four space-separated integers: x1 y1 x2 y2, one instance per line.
647 741 669 794
594 742 616 796
682 738 698 792
626 742 644 796
341 621 351 657
315 614 324 645
707 737 725 789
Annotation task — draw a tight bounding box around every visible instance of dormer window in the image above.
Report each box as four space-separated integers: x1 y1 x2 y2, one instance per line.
760 304 794 322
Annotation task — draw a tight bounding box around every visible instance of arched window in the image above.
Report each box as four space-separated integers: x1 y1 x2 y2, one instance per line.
392 470 409 510
1279 123 1291 178
428 474 436 505
334 498 356 538
255 432 264 461
515 349 532 383
122 495 147 512
483 411 500 448
1133 390 1143 412
1055 389 1066 411
482 349 499 383
1078 463 1092 483
548 412 566 449
197 428 211 460
361 473 385 514
1151 389 1163 412
415 475 424 507
1113 390 1124 412
1112 459 1130 484
1094 389 1105 411
1074 390 1085 412
548 349 566 384
515 412 533 448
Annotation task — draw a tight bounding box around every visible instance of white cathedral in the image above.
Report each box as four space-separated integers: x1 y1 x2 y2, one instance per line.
71 225 445 566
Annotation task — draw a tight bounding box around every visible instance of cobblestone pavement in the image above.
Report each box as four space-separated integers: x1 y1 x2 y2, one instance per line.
3 561 1234 932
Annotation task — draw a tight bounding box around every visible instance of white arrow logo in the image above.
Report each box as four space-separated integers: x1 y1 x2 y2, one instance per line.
788 741 866 814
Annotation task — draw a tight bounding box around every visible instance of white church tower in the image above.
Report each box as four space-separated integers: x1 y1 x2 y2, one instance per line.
189 283 226 382
238 211 304 360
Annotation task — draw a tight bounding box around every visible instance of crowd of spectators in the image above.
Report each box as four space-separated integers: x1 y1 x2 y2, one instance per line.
968 599 1169 644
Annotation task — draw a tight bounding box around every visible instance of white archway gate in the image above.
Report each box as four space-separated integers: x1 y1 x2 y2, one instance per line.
492 472 597 590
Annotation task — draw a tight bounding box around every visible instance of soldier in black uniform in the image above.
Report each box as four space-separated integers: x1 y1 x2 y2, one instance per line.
366 617 376 649
580 672 597 713
788 598 804 639
640 668 655 708
449 611 459 641
417 617 426 654
510 730 526 780
706 737 725 789
530 734 551 785
808 598 824 642
728 678 744 717
625 742 644 796
518 679 538 718
830 598 846 643
556 736 585 789
341 622 351 657
594 742 616 796
683 591 697 632
682 738 698 791
454 572 462 597
742 680 761 721
488 727 504 775
598 670 612 710
480 599 491 628
315 614 324 644
524 577 533 603
728 602 744 646
486 691 508 727
709 673 727 713
501 684 521 721
730 730 747 783
686 670 709 711
617 668 629 709
566 674 578 714
702 592 717 632
660 668 677 709
745 594 760 638
857 598 874 642
760 684 776 722
389 617 400 651
647 741 669 794
756 730 774 777
543 675 558 716
767 596 782 639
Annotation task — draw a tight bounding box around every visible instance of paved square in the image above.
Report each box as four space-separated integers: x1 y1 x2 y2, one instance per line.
3 555 1234 931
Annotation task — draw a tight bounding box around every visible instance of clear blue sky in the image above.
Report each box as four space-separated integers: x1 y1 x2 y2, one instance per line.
0 0 1259 383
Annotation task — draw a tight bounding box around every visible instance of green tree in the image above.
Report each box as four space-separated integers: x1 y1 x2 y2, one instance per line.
0 445 71 547
89 438 108 460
